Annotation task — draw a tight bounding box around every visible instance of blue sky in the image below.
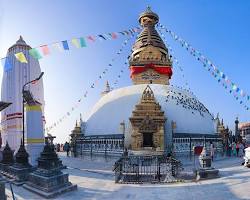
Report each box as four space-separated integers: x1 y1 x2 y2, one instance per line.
0 0 250 143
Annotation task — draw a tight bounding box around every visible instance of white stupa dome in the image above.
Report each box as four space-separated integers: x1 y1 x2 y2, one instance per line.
81 8 217 149
84 84 216 145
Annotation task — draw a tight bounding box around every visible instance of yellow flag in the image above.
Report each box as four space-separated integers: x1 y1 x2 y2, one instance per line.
15 52 28 63
71 38 80 48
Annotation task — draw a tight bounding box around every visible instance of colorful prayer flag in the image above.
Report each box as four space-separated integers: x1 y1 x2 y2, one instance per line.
40 45 50 55
1 57 12 72
15 52 28 63
111 32 118 39
52 42 63 52
29 48 42 60
87 36 95 42
62 40 69 50
98 35 106 40
71 38 80 48
232 84 237 90
119 32 125 35
123 30 130 35
79 37 87 47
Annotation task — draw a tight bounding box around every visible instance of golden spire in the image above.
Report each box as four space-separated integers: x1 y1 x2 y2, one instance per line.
129 7 172 85
101 81 111 96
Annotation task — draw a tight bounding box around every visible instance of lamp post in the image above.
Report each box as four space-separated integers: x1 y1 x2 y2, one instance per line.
120 121 125 153
22 72 44 145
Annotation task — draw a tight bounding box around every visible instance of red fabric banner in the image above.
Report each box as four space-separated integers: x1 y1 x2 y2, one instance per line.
130 64 172 78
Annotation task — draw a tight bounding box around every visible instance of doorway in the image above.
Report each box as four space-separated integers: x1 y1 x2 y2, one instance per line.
143 132 153 147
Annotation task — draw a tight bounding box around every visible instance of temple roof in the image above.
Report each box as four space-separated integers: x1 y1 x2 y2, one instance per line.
8 35 31 51
16 35 27 45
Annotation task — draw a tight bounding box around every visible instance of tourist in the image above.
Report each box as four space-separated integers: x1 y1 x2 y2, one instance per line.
57 143 60 152
232 142 237 156
228 143 232 157
239 142 244 157
236 142 240 157
60 144 64 152
210 141 215 161
64 142 70 157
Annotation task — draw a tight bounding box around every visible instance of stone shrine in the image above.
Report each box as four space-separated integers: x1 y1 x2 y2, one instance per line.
130 85 166 151
195 146 219 180
23 139 77 198
0 142 14 174
8 140 35 185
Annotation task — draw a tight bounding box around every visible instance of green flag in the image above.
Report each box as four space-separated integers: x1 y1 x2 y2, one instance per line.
79 37 86 47
29 48 42 60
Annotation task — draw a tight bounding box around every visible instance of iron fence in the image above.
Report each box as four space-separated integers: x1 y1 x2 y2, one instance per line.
113 155 182 183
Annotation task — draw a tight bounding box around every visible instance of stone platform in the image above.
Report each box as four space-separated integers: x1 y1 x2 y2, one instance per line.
195 168 219 180
8 164 35 185
0 175 6 200
0 163 12 174
23 172 77 198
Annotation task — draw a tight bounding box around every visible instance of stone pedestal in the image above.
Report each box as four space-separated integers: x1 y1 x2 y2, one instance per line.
195 146 219 180
0 175 6 200
195 168 219 180
23 142 77 198
9 164 35 185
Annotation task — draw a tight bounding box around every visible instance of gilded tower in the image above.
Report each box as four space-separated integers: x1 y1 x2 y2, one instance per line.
129 7 172 85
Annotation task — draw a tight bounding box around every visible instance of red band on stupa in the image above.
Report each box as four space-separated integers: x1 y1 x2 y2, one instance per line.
130 63 172 78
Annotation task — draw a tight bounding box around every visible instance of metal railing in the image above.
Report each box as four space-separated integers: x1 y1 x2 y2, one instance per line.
113 155 182 183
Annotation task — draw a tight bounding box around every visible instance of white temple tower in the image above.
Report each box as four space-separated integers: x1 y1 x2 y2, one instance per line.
1 36 45 150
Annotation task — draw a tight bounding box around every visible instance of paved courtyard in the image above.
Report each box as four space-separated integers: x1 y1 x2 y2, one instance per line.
5 153 250 200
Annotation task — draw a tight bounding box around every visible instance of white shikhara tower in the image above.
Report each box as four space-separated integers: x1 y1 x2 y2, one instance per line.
1 36 45 150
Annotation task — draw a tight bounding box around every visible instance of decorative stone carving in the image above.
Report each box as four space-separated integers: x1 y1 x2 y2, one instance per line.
130 85 166 151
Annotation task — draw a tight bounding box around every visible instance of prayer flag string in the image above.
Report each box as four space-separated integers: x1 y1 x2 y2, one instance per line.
45 35 134 133
157 27 191 91
0 26 141 68
158 23 250 111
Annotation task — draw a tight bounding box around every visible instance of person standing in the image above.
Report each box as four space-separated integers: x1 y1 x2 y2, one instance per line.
239 142 244 157
228 143 232 157
64 142 70 157
210 142 215 161
232 142 236 156
236 142 240 157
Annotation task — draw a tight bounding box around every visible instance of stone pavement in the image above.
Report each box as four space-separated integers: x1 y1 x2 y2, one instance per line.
5 153 250 200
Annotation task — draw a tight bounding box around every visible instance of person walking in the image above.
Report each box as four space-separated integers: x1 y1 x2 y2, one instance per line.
236 142 240 157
